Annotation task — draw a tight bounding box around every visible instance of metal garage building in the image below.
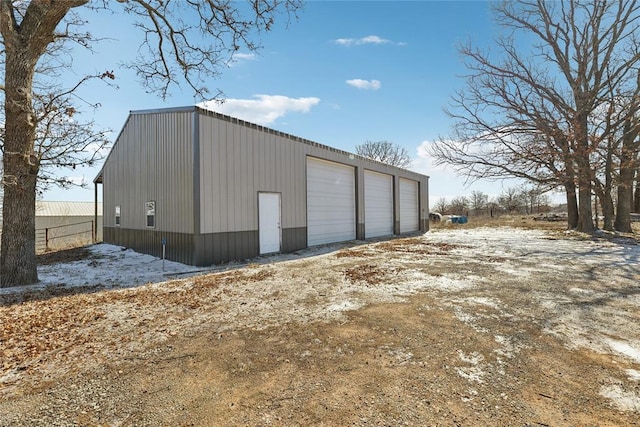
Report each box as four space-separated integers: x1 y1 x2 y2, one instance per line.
94 106 429 266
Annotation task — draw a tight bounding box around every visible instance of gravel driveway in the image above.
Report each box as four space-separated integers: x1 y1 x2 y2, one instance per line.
1 225 639 426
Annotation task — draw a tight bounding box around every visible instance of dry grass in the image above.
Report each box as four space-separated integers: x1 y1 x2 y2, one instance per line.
431 214 640 239
36 236 100 255
430 214 568 231
36 247 95 265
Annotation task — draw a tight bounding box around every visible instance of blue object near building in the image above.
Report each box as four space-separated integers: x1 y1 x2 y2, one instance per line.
450 215 468 224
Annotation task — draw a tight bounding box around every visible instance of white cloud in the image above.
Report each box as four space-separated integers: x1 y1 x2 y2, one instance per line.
199 95 320 126
233 52 256 61
67 176 86 186
84 142 111 157
346 79 381 90
412 139 563 203
333 35 394 46
413 139 460 180
228 52 256 67
412 139 498 200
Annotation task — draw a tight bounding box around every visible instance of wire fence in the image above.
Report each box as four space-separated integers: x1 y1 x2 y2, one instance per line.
34 220 97 252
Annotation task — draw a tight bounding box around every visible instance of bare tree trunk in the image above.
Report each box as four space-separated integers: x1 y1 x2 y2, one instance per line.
634 172 640 212
596 137 616 231
0 1 82 287
602 193 615 231
594 179 615 231
615 148 637 233
614 108 639 232
565 180 579 229
615 178 634 232
1 48 39 286
577 178 594 233
594 191 599 230
575 119 594 233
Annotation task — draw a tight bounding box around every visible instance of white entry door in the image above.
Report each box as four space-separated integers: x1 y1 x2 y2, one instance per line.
259 192 281 254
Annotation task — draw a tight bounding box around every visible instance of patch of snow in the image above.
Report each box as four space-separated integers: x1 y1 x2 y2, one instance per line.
460 387 478 402
494 264 532 278
604 339 640 364
36 244 195 292
456 297 501 310
356 272 475 305
387 348 413 365
600 384 640 412
626 369 640 382
398 272 474 293
569 287 593 295
494 335 526 359
457 350 484 365
455 350 485 383
451 306 488 333
327 300 361 312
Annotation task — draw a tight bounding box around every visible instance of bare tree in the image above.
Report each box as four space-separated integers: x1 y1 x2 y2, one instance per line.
520 185 550 214
432 197 449 214
427 0 640 233
498 187 524 214
448 196 469 215
0 0 302 287
355 141 412 168
469 191 489 215
9 78 112 194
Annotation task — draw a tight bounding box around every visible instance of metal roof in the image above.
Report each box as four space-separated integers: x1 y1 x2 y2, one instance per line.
35 201 103 217
94 105 431 184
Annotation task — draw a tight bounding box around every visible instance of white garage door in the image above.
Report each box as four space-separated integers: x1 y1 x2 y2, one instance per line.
307 157 356 246
399 178 419 233
364 170 393 238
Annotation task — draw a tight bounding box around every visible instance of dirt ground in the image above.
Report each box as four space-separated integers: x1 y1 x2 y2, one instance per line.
1 218 639 426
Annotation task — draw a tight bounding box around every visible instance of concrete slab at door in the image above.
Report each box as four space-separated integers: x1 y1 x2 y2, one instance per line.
259 192 281 254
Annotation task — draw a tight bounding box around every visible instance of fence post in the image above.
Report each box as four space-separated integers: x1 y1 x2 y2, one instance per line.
92 220 95 243
45 228 49 251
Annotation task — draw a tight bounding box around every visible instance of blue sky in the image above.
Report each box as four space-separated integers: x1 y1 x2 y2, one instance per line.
45 0 552 205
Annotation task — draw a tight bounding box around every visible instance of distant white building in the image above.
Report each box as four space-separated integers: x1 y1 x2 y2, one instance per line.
34 201 103 251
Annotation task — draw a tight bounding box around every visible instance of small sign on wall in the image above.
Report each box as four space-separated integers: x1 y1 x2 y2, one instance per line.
145 201 155 228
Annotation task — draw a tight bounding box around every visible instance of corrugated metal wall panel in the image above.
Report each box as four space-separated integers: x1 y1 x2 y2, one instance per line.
197 112 429 239
102 111 194 234
104 227 194 265
199 116 306 234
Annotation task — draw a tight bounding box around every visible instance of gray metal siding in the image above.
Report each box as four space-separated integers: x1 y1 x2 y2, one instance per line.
197 111 428 239
102 106 428 267
104 227 194 265
199 116 308 234
102 111 195 234
190 226 305 266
